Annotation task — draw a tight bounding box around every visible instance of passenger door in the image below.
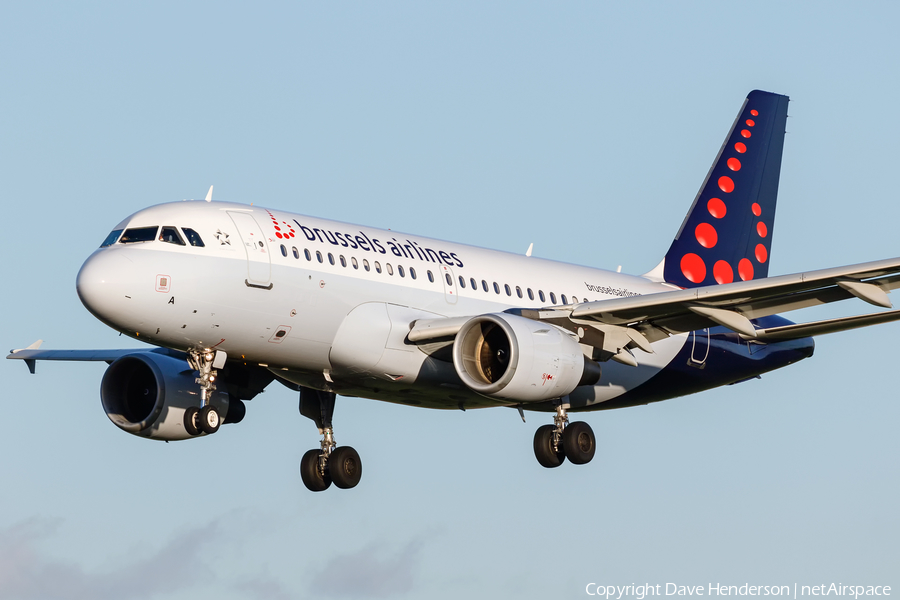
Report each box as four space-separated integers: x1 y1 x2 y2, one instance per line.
228 211 272 287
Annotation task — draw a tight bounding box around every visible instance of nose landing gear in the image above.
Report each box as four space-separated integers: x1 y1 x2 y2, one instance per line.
298 387 362 492
533 402 596 468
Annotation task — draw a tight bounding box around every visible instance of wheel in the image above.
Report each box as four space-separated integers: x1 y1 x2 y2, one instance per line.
183 406 200 436
330 446 362 489
533 424 565 468
300 448 331 492
199 405 220 434
563 421 596 465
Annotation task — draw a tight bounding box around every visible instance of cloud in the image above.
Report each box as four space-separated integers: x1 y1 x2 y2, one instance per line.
0 517 219 600
309 538 425 598
236 575 295 600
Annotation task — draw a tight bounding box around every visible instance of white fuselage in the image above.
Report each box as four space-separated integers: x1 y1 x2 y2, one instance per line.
77 201 689 411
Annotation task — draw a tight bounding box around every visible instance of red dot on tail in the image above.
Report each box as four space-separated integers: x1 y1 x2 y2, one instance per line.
751 203 762 216
727 158 741 171
681 254 707 283
707 198 726 218
734 142 747 153
718 176 735 193
713 260 734 284
276 232 283 239
756 244 768 263
746 119 755 127
757 222 768 237
751 109 759 116
739 258 754 281
695 223 718 248
741 130 751 138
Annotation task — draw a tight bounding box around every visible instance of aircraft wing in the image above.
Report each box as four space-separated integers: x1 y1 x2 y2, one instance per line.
409 256 900 363
7 343 184 373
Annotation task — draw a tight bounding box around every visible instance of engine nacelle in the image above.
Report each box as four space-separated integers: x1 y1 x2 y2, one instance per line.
452 313 601 402
100 352 230 441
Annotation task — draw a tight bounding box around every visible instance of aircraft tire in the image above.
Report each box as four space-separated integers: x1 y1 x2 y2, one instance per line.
184 407 201 436
330 446 362 489
562 421 595 465
300 449 331 492
533 424 565 468
199 405 220 434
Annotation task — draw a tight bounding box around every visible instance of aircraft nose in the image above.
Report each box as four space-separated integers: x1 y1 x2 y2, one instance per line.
76 250 134 327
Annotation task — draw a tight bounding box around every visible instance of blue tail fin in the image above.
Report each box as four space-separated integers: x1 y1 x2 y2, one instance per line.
662 90 789 288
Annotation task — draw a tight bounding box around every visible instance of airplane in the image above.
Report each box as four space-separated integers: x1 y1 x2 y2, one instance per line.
10 90 900 492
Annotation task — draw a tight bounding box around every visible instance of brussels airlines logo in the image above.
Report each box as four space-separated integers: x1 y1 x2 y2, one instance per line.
293 220 465 268
266 211 297 240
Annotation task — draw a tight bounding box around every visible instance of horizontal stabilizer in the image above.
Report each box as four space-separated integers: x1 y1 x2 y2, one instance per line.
748 309 900 342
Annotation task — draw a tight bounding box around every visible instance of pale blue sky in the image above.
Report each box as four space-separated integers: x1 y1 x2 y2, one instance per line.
2 3 898 599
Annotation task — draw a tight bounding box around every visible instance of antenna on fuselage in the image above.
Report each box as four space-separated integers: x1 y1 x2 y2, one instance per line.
205 185 214 202
525 243 533 257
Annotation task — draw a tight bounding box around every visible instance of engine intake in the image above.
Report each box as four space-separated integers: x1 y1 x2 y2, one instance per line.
452 313 600 402
101 352 229 441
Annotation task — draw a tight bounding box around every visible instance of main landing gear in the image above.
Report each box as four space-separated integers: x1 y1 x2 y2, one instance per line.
533 402 596 468
298 387 362 492
184 349 223 436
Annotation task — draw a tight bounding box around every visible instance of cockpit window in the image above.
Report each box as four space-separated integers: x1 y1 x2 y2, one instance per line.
100 229 123 247
182 228 205 247
119 226 159 244
159 226 185 246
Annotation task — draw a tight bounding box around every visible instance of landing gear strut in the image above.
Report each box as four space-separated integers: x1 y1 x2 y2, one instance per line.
184 349 224 436
298 387 362 492
533 402 596 468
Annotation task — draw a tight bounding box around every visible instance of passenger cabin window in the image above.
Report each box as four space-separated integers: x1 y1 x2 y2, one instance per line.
182 228 205 247
550 292 557 304
482 280 489 292
516 286 523 299
340 255 347 267
280 244 287 257
316 251 323 263
160 227 185 246
527 288 534 300
386 263 393 275
493 282 500 294
375 261 382 274
561 294 568 305
410 267 417 279
539 290 546 302
328 253 335 265
292 247 299 259
119 226 158 244
504 284 511 296
352 257 358 269
470 278 476 289
398 265 405 277
445 273 453 286
100 229 123 247
459 276 466 288
304 249 312 261
427 270 434 282
364 259 370 271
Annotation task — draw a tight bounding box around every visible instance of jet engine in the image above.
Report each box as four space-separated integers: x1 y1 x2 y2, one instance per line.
100 351 231 441
452 313 601 402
